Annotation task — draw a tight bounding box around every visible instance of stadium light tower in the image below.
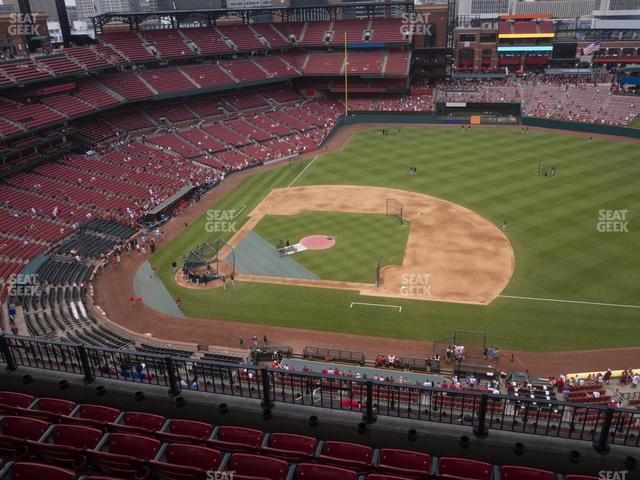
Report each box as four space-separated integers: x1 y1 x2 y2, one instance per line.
18 0 72 48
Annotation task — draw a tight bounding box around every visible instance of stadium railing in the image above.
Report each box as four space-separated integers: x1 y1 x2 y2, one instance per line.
1 334 638 450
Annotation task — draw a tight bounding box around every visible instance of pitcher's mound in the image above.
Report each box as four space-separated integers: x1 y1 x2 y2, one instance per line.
300 235 335 250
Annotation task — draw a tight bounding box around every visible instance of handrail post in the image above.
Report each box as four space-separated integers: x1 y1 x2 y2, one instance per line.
473 394 489 438
166 357 180 396
0 334 17 371
261 366 273 410
77 345 94 384
363 380 377 424
594 407 614 453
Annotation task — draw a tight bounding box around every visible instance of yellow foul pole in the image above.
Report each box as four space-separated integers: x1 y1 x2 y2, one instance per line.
344 31 348 121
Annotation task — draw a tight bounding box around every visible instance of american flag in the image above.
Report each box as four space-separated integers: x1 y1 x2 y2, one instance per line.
583 42 601 55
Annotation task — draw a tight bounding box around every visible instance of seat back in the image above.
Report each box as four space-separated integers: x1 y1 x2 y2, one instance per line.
35 398 75 415
50 424 104 448
166 443 222 470
564 477 599 480
322 441 372 462
122 412 165 431
379 448 430 472
1 416 48 440
501 466 556 480
8 462 75 480
229 453 288 480
268 433 317 454
438 457 491 480
293 463 357 480
107 433 160 459
216 426 263 447
0 392 34 408
167 419 213 439
76 404 120 423
368 475 413 480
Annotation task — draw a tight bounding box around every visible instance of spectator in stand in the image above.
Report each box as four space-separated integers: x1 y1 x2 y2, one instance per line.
603 368 612 385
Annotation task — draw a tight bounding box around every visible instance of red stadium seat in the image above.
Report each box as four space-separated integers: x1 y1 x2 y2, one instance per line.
26 424 103 468
61 404 120 429
17 398 75 423
148 443 223 480
500 466 556 480
226 453 289 480
0 416 49 457
293 463 358 480
0 393 34 415
375 448 430 478
260 432 318 463
156 419 214 444
207 426 264 453
108 412 166 435
86 432 160 478
369 475 413 480
564 477 599 480
3 462 75 480
436 457 491 480
316 440 373 472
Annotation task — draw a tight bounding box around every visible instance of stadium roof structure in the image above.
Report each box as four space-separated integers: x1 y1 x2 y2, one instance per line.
91 1 415 32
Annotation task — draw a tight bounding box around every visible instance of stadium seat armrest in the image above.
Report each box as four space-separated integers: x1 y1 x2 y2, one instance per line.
40 424 55 442
493 464 501 480
159 418 171 432
261 433 271 448
211 425 220 440
218 452 231 472
69 405 82 417
285 465 296 480
431 456 439 476
154 442 168 460
0 461 13 480
95 432 111 451
372 448 380 465
113 411 125 424
314 440 324 457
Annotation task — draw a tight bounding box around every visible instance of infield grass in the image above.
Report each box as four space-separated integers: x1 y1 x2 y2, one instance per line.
152 127 640 352
253 212 409 283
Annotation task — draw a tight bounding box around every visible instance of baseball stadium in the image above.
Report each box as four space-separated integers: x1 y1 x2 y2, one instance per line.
0 0 639 478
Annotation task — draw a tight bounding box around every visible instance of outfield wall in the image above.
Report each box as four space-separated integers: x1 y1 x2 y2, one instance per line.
522 117 640 139
319 114 640 146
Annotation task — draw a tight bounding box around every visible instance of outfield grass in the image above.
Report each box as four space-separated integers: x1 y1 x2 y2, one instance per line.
253 212 409 283
152 127 640 352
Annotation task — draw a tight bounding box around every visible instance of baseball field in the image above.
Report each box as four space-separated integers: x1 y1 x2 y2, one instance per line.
151 126 639 352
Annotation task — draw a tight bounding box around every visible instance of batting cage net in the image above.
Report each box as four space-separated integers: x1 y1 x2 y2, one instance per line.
453 330 488 360
385 198 404 224
433 330 488 361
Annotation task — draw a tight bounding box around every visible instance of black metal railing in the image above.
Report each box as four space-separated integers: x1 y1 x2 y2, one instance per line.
303 345 365 365
1 334 638 449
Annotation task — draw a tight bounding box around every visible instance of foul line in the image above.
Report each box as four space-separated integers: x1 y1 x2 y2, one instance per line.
498 295 640 310
288 155 319 188
232 204 248 218
350 302 402 312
